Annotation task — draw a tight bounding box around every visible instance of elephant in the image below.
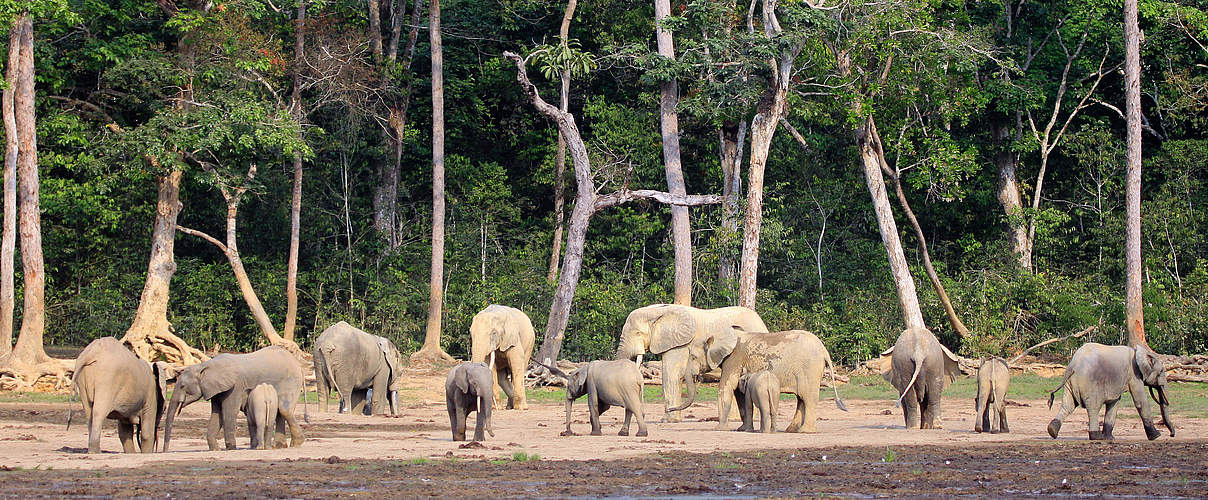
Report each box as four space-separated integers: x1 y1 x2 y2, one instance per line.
70 337 168 454
445 362 496 441
974 357 1010 433
540 360 649 437
244 383 278 450
735 370 779 434
164 346 305 451
470 305 536 410
882 327 961 429
1047 343 1176 441
313 321 404 416
673 328 846 433
614 304 768 422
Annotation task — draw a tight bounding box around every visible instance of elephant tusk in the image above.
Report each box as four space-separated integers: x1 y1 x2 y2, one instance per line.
635 355 643 367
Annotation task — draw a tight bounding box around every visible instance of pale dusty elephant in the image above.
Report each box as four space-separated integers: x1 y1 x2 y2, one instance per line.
469 305 536 410
445 362 496 441
164 346 305 451
1047 343 1175 441
244 383 278 450
71 337 169 453
313 321 404 416
674 329 845 433
614 304 768 422
540 359 648 437
735 370 779 434
882 327 961 429
974 357 1010 433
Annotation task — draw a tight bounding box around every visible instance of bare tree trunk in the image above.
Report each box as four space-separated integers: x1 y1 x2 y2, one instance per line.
121 171 208 365
737 88 786 309
0 24 18 358
717 121 745 288
547 0 576 283
374 0 422 247
993 121 1030 271
536 190 593 366
654 0 692 305
858 117 926 330
412 0 453 363
367 0 383 59
283 0 307 343
1123 0 1146 348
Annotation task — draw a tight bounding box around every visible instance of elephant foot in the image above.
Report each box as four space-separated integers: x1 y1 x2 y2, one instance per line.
989 429 999 435
1088 430 1111 441
635 429 648 437
618 429 629 436
734 424 754 432
590 430 602 436
560 429 577 437
1047 419 1061 439
663 415 682 424
1144 424 1161 441
715 423 730 431
516 403 529 411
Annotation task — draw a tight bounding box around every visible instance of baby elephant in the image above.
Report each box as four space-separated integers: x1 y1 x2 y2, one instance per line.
1048 343 1175 441
540 360 648 437
445 362 496 441
735 370 779 433
244 383 279 450
973 358 1009 433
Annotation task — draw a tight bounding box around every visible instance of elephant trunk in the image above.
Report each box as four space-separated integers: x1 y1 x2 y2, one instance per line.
479 394 495 439
1157 385 1175 437
163 394 182 452
666 371 698 412
390 390 399 416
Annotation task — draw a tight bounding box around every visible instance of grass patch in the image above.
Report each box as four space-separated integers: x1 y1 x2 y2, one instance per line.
511 451 541 462
408 457 432 465
0 392 72 403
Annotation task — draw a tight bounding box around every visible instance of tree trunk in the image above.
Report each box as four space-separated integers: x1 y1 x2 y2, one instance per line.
857 118 926 331
121 171 208 365
283 0 307 343
412 0 453 363
374 0 422 247
993 121 1030 271
547 0 576 283
367 0 383 59
738 87 786 309
1123 0 1146 348
717 120 745 288
536 191 593 366
0 23 18 358
654 0 691 306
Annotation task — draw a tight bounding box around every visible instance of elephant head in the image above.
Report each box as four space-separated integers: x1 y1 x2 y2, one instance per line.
163 357 239 451
378 336 404 415
1134 346 1175 437
470 305 521 362
452 363 495 438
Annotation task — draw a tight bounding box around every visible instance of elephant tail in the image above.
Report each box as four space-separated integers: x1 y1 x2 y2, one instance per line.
895 357 925 409
1047 368 1075 410
825 354 848 412
318 344 340 411
533 359 569 380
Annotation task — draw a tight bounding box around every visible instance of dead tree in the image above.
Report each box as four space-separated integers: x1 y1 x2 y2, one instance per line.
654 0 692 305
1123 0 1146 348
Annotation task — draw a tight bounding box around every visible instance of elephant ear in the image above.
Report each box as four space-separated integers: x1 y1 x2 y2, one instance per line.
1134 346 1163 386
152 362 170 411
649 308 695 355
704 325 741 371
378 336 399 378
570 367 589 396
878 347 895 383
454 366 471 393
939 343 962 389
198 364 238 400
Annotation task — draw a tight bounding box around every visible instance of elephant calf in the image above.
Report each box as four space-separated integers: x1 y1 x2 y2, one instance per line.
244 383 278 450
542 360 648 437
71 337 169 454
1048 343 1175 441
974 357 1009 433
445 362 496 441
735 370 779 433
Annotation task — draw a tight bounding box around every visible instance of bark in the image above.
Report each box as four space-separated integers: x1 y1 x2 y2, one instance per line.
654 0 692 305
412 0 453 363
120 171 208 365
993 121 1030 270
547 0 577 283
374 0 422 247
283 0 307 343
717 121 745 287
1123 0 1146 348
368 0 383 59
0 23 18 358
857 117 926 331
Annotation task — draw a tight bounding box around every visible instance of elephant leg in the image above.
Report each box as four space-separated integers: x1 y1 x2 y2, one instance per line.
221 394 241 450
997 400 1010 434
759 398 774 434
621 389 647 437
661 348 689 423
118 421 137 453
715 367 740 431
1047 389 1076 438
86 402 107 454
206 399 223 451
350 388 369 415
371 372 389 416
507 349 528 410
453 403 468 441
473 407 488 442
1085 399 1105 440
1102 399 1120 440
901 387 922 430
139 407 157 453
497 362 517 410
785 396 806 433
619 407 632 436
490 353 505 410
798 372 821 433
920 390 943 430
587 390 603 436
974 392 988 433
447 399 462 442
735 388 754 432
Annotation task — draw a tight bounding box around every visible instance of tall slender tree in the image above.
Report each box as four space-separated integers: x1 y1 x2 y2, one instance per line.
1123 0 1146 348
547 0 576 283
654 0 692 305
0 21 18 358
283 0 308 343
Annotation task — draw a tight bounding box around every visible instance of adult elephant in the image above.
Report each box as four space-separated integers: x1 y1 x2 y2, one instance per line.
882 327 961 429
71 337 169 453
163 346 305 451
1047 343 1175 440
614 304 768 422
470 305 535 410
313 321 404 416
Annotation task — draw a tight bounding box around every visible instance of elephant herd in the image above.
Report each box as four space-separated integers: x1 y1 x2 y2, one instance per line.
67 304 1177 454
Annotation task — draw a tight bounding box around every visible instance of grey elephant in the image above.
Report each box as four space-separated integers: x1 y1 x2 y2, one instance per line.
470 305 536 410
735 370 779 434
882 327 961 429
614 304 768 422
244 383 278 450
445 362 496 441
164 346 305 451
540 360 649 437
1047 343 1175 441
313 321 404 416
71 337 169 453
674 328 845 433
974 357 1010 433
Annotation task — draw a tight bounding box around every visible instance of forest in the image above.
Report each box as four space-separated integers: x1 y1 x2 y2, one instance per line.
0 0 1205 383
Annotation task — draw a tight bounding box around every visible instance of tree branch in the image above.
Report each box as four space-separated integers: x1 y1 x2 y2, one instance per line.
177 226 229 254
594 190 723 210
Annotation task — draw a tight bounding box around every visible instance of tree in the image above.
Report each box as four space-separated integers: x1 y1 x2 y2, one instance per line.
0 21 18 358
654 0 691 305
504 51 723 366
411 0 454 363
283 0 307 343
546 0 577 283
1123 0 1146 348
